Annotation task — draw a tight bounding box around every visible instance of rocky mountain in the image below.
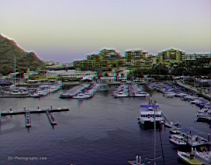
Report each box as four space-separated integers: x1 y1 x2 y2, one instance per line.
0 34 44 75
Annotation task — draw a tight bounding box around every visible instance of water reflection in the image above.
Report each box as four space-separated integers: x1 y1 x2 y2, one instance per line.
0 91 210 165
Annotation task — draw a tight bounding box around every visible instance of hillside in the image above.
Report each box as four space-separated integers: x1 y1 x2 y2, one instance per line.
0 34 44 75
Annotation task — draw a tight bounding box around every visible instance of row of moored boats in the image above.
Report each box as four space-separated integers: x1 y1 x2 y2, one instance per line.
0 82 62 98
149 82 211 124
113 83 149 98
135 98 211 165
60 83 109 99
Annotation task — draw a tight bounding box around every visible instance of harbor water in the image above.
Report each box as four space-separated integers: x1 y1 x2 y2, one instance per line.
0 88 210 165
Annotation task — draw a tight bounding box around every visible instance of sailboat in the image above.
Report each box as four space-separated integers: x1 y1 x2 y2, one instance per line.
129 99 165 165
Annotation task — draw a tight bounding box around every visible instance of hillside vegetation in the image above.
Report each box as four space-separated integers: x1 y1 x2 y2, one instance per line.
0 34 44 75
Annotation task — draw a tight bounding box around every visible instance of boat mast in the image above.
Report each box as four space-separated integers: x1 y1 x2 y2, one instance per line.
159 122 166 165
152 100 165 165
153 100 156 165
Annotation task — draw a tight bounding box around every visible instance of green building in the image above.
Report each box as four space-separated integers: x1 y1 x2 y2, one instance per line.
158 48 185 66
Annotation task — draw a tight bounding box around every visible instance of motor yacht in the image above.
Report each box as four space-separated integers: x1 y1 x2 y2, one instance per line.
134 91 150 97
195 150 211 165
72 92 92 99
169 134 187 147
164 92 176 98
177 151 203 165
175 92 187 97
137 104 164 127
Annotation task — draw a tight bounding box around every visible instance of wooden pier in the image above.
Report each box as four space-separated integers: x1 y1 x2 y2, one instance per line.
0 94 30 98
46 110 57 125
0 107 69 116
25 111 31 128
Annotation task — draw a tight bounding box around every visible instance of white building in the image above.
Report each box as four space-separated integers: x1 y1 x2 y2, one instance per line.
184 53 211 61
46 70 97 79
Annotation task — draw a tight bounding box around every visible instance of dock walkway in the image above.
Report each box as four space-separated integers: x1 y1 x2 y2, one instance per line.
175 80 211 101
1 107 69 116
46 110 57 125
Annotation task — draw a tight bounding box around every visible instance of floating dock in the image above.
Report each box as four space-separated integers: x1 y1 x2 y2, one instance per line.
0 94 30 98
46 110 57 125
25 111 31 128
0 107 69 116
60 84 90 98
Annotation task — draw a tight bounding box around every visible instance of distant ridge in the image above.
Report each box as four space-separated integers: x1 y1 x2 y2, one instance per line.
0 34 44 75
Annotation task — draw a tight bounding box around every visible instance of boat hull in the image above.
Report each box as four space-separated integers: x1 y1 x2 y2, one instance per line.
177 151 203 165
138 119 163 129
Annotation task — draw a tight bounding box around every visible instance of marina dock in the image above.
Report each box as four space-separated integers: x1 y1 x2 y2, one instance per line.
113 83 149 98
1 107 69 116
176 80 211 101
60 83 90 98
46 110 57 125
25 111 31 128
0 94 31 98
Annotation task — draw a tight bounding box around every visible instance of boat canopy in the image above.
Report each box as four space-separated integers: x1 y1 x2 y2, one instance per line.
140 104 160 109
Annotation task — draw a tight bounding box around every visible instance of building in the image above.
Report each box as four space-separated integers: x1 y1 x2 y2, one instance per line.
98 49 121 61
74 49 123 71
46 70 97 80
183 53 211 69
157 48 185 66
184 53 211 61
125 50 150 66
124 50 154 69
125 50 147 61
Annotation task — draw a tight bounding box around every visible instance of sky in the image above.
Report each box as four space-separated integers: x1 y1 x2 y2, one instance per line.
0 0 211 62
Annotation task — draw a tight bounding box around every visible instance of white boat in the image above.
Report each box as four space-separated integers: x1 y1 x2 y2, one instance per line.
169 134 187 147
30 85 52 98
49 83 62 93
197 109 211 122
170 132 208 148
169 128 181 134
175 93 187 97
183 95 198 101
10 90 29 95
197 108 209 114
60 84 90 98
177 151 203 165
8 87 29 96
30 92 41 98
37 89 49 96
195 150 211 165
164 121 174 128
84 90 93 96
165 121 181 128
113 84 129 98
72 93 92 99
138 104 164 127
113 91 128 98
187 135 209 147
164 92 175 98
134 91 149 97
190 99 203 105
